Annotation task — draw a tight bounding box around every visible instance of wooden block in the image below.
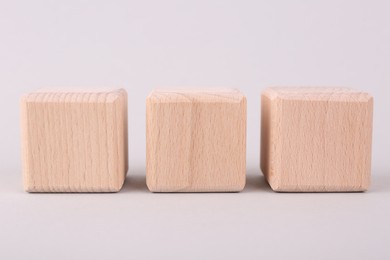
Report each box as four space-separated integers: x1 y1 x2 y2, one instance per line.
146 89 246 192
261 87 373 192
21 88 128 192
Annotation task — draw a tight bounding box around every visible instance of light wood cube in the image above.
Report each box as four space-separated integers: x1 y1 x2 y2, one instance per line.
261 87 373 192
146 89 246 192
21 89 128 192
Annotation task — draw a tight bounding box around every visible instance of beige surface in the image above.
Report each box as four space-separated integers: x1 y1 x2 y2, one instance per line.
20 88 128 192
146 89 247 192
261 87 373 192
2 1 390 259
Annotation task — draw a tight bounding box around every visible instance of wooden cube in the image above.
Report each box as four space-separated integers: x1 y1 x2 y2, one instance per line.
146 89 246 192
261 87 373 192
21 88 128 192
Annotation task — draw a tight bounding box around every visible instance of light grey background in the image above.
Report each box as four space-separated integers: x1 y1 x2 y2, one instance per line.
0 0 389 259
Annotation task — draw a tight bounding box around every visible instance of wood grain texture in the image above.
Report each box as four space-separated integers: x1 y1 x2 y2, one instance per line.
261 87 373 192
21 88 128 192
146 89 246 192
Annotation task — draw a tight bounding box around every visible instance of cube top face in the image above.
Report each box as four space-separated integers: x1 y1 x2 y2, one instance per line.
22 88 125 103
146 88 246 192
261 87 373 192
147 88 246 103
263 87 372 102
21 88 128 192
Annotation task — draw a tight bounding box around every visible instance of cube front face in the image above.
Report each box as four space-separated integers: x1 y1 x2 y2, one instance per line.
21 89 128 192
146 89 246 192
261 87 373 192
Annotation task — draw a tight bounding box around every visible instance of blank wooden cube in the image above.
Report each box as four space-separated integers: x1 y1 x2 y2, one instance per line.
146 89 246 192
21 88 128 192
261 87 373 192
